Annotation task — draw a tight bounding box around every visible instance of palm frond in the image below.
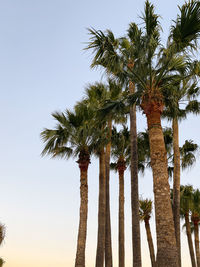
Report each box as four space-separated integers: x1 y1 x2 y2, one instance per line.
185 100 200 114
180 140 198 169
141 0 161 40
170 1 200 51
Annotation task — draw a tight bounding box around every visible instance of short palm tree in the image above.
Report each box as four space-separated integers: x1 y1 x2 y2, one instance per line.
0 223 5 267
180 185 196 267
139 199 156 267
0 224 5 247
41 106 94 267
191 189 200 267
0 259 4 267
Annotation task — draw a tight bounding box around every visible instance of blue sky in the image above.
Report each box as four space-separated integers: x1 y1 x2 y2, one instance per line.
0 0 200 266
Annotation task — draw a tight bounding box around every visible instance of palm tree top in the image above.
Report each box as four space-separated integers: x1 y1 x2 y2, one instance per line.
139 198 153 222
41 105 95 159
191 189 200 220
180 184 194 216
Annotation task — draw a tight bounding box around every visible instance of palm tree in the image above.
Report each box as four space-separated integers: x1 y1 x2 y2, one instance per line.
41 107 94 267
138 126 198 266
139 199 156 267
191 189 200 267
86 22 143 267
0 223 5 267
83 80 126 267
111 126 130 267
0 224 5 247
103 80 125 267
82 82 111 267
130 2 200 266
162 61 200 266
116 156 126 267
96 145 106 267
180 185 196 267
110 126 154 267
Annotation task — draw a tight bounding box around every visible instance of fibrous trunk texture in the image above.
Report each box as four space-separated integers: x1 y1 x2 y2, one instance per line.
144 219 156 267
141 94 178 267
194 220 200 267
172 118 181 267
129 81 142 267
75 153 90 267
117 157 126 267
96 150 106 267
185 213 196 267
105 119 113 267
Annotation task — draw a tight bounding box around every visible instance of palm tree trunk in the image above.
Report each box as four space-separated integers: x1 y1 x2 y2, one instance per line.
96 149 106 267
105 119 113 267
144 219 156 267
194 221 200 267
141 97 178 267
129 81 142 267
75 158 90 267
185 213 196 267
117 158 126 267
172 118 181 267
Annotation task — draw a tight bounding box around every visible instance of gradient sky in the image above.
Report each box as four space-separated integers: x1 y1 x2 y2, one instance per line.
0 0 200 266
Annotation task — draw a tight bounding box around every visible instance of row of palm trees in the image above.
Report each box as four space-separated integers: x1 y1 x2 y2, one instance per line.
40 81 198 267
41 1 200 266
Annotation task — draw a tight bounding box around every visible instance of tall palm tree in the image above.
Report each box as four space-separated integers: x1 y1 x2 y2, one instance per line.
139 199 156 267
180 185 196 267
110 126 152 267
130 2 200 266
191 189 200 267
111 126 130 267
82 82 112 267
83 80 126 267
86 22 143 267
103 80 125 267
41 107 94 267
162 61 200 266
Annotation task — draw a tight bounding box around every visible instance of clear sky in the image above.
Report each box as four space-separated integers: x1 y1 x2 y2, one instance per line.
0 0 200 266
